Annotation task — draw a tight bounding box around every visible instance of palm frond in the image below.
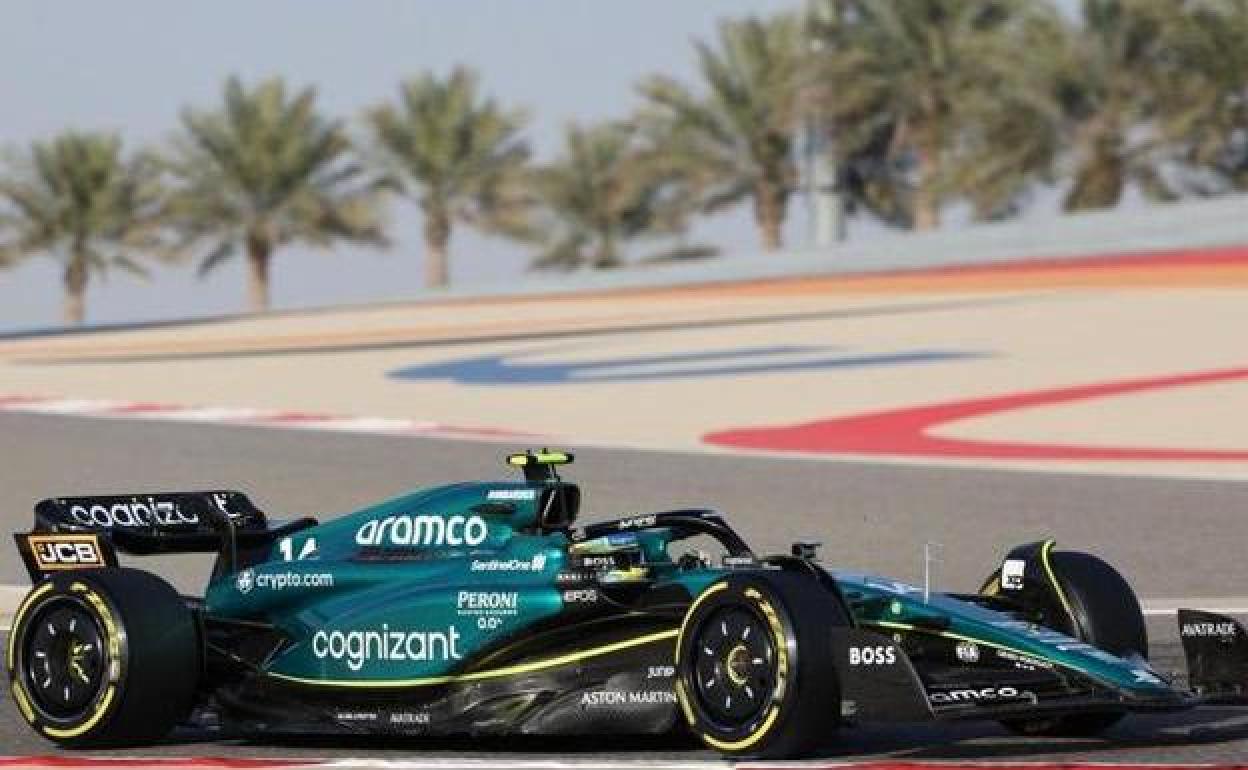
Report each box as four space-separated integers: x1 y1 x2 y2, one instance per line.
0 130 169 316
525 121 697 271
365 66 531 234
636 13 803 248
196 241 236 276
168 75 386 285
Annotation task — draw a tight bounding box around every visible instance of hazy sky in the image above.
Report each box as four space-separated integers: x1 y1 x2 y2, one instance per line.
0 1 1090 331
0 0 813 330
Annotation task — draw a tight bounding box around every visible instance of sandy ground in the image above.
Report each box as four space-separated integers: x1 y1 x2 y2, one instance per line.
2 249 1247 478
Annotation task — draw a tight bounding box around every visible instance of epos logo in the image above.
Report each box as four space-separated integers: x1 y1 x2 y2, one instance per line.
28 535 106 570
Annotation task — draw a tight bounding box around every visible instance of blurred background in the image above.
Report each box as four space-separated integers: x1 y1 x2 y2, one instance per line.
2 2 1248 758
2 0 1244 328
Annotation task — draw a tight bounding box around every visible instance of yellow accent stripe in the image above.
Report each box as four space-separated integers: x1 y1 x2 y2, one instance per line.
863 619 1092 677
1040 540 1078 631
7 583 53 670
267 629 679 689
43 685 114 738
702 705 781 751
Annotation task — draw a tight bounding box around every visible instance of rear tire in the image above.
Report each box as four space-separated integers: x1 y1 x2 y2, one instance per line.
987 550 1147 738
7 568 199 747
675 571 849 759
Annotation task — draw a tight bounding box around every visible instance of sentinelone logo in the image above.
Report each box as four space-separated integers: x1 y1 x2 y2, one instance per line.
355 514 488 547
313 625 463 671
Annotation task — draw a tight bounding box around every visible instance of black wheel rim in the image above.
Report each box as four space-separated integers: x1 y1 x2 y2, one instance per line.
22 598 107 720
691 605 777 727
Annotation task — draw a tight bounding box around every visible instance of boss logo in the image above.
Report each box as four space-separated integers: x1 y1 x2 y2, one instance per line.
29 535 106 570
848 645 897 666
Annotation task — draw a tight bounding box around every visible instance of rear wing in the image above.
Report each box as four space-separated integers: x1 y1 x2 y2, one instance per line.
14 491 314 582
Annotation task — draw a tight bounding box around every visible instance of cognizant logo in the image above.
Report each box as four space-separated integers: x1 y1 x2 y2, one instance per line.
312 625 463 671
355 514 488 547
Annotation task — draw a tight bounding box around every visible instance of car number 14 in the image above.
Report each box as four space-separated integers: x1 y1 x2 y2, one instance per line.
278 536 318 561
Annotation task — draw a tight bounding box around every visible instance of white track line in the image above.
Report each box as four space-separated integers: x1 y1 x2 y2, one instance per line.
11 398 129 414
0 757 731 769
0 757 1240 769
319 762 729 769
0 395 529 442
5 394 1248 484
1143 599 1248 616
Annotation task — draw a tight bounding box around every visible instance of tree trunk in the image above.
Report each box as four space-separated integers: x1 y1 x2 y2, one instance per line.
913 145 941 231
1064 120 1125 212
754 182 786 251
594 230 619 269
246 233 272 313
63 256 87 326
424 214 451 289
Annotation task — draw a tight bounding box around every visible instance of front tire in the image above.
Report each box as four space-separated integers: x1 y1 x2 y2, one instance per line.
986 549 1147 738
674 571 849 759
7 568 199 747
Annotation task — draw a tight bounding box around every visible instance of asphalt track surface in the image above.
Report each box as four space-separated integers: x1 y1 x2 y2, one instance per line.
3 411 1248 762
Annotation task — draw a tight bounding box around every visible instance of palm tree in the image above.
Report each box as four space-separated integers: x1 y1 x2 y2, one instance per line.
811 0 1063 228
638 14 804 251
165 76 386 313
365 67 531 289
1056 0 1188 211
0 132 165 325
527 122 705 270
1158 0 1248 194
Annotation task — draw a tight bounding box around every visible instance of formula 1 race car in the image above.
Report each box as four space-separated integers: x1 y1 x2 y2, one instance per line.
8 450 1248 758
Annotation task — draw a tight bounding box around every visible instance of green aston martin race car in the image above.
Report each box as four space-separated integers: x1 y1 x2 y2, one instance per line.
8 450 1247 758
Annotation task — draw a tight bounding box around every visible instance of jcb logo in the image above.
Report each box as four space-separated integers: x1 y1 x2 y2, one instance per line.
29 535 106 570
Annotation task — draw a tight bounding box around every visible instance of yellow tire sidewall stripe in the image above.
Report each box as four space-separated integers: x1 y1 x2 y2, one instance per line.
7 583 54 671
8 580 123 740
679 581 790 753
673 582 729 732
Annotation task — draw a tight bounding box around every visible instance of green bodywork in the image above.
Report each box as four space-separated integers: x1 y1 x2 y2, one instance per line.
203 480 1170 700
